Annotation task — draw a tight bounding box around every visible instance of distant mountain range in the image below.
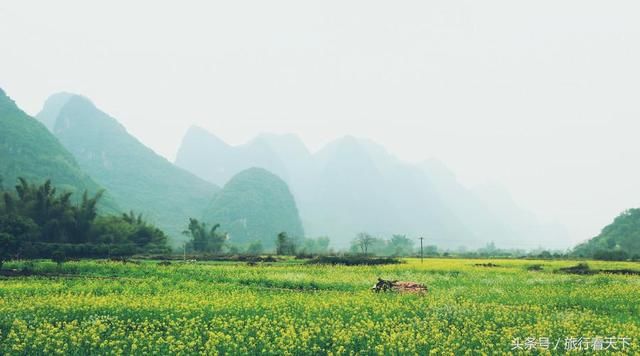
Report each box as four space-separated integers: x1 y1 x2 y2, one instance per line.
1 86 569 250
175 126 290 186
176 126 568 249
35 93 220 245
0 88 118 212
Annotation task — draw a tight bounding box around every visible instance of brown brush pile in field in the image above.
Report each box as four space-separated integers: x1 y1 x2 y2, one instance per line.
372 278 428 294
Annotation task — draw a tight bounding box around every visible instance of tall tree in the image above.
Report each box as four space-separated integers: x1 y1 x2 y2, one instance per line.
184 218 226 254
275 231 296 255
389 234 414 256
355 232 375 256
71 190 103 243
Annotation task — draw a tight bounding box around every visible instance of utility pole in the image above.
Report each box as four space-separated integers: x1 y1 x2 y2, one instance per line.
419 237 424 263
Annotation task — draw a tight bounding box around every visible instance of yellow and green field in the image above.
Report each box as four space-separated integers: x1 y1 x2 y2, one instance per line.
0 258 638 355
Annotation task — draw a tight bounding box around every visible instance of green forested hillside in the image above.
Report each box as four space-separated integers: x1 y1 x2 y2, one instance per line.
0 88 117 212
203 167 304 248
573 208 640 259
37 93 219 245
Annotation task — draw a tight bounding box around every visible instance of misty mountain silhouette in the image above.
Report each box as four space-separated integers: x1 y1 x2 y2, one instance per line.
37 93 219 244
177 126 568 248
0 88 119 212
12 87 570 249
176 126 289 186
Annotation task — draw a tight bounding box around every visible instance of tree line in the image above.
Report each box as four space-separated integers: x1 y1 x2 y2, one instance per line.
4 179 636 267
180 222 330 256
0 178 169 268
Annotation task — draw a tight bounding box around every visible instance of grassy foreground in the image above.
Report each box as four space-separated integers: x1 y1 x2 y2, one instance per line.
0 258 638 355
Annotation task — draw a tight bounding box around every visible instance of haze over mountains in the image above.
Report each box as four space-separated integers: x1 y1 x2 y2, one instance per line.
177 125 568 249
176 126 289 186
35 93 220 245
0 89 118 212
0 86 570 250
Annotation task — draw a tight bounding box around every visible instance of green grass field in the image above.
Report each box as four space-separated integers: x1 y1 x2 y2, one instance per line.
0 258 638 355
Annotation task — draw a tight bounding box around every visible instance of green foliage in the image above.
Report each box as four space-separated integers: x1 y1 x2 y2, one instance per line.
388 234 414 256
0 232 19 270
0 214 40 243
350 232 408 256
1 178 96 243
203 168 304 248
275 232 296 255
298 236 331 255
347 233 423 257
424 245 439 256
91 212 170 255
573 208 640 259
245 240 264 255
0 178 169 259
183 218 227 254
592 250 629 261
51 249 67 266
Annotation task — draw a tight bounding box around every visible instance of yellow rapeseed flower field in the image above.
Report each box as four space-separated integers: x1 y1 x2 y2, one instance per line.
0 258 638 355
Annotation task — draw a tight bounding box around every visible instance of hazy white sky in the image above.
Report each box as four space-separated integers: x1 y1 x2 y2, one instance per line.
1 1 639 246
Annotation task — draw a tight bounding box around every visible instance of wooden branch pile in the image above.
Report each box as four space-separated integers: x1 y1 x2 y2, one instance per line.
372 278 428 294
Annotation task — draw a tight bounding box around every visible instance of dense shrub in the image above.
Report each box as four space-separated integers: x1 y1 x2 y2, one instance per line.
306 256 402 266
593 250 629 261
557 263 597 275
0 179 170 260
